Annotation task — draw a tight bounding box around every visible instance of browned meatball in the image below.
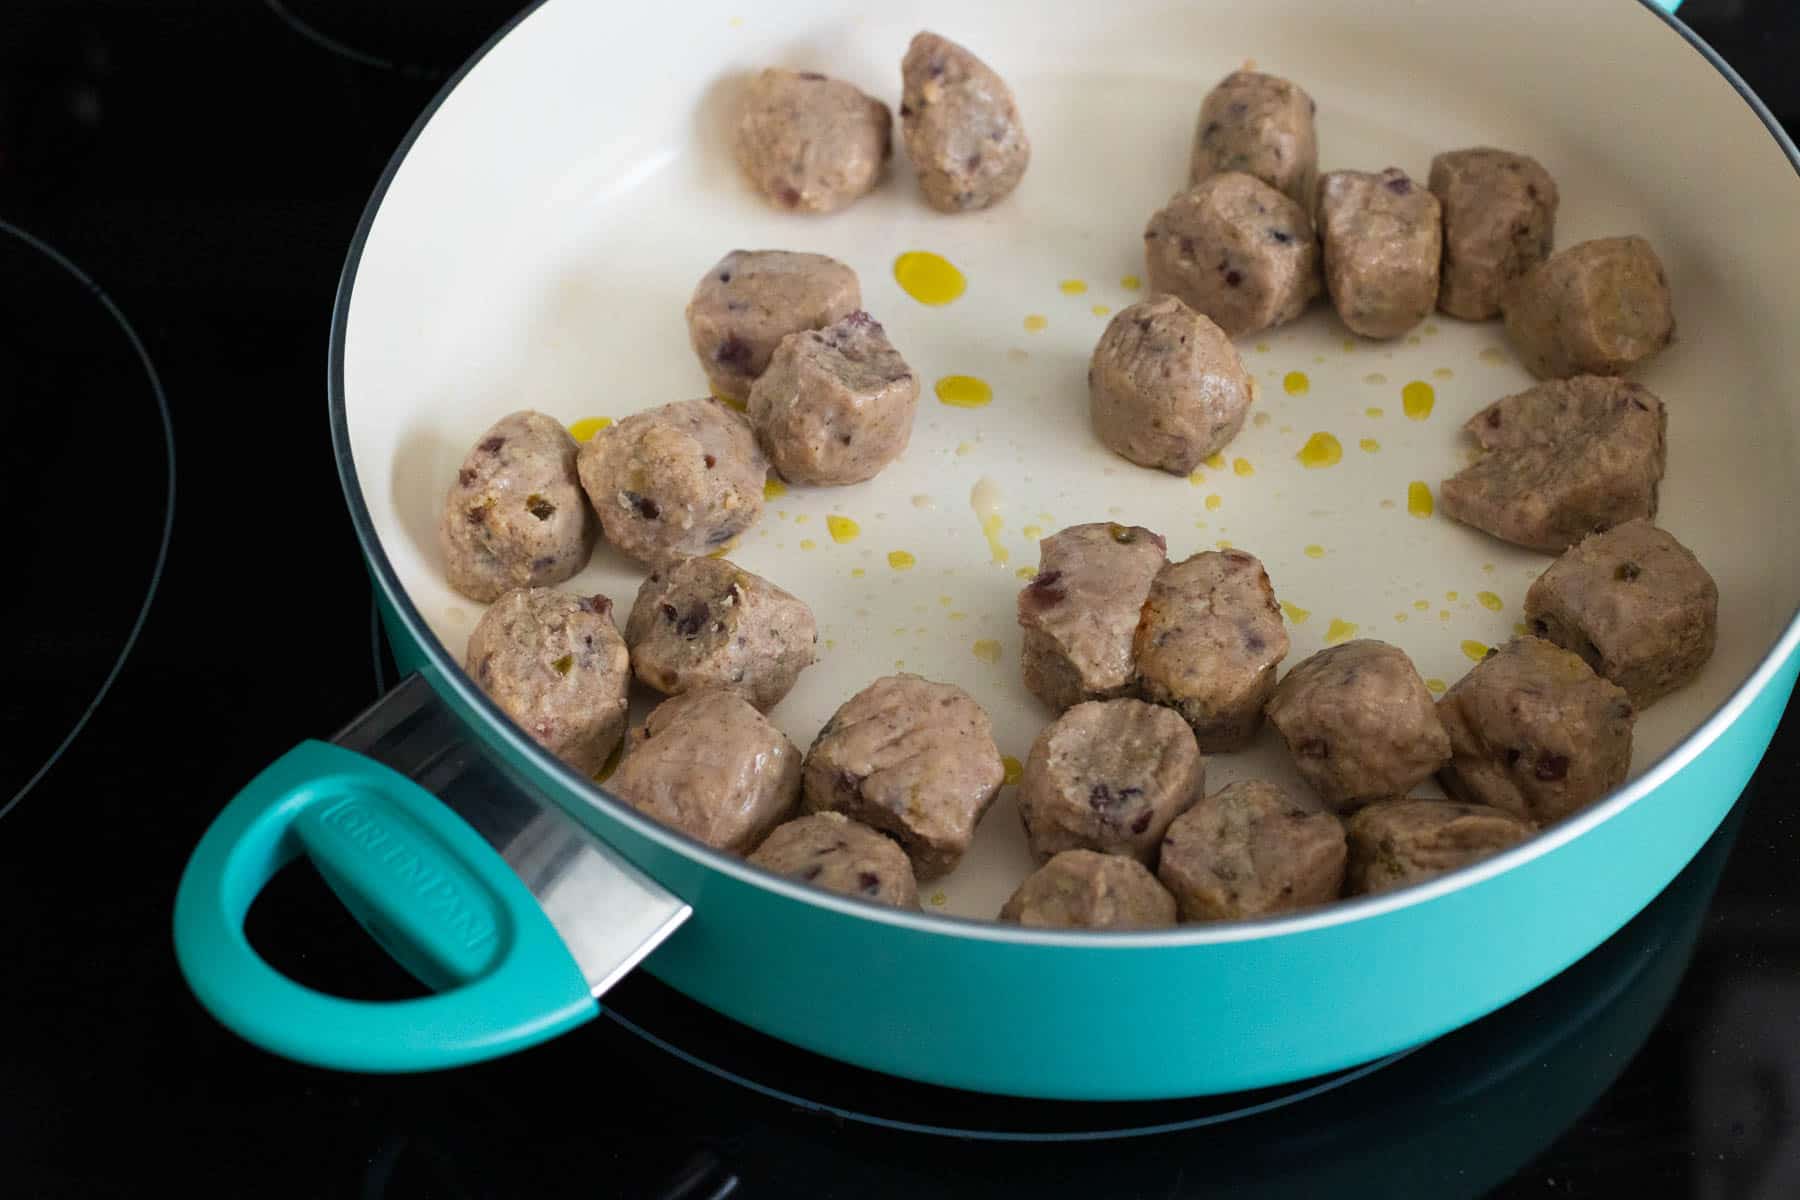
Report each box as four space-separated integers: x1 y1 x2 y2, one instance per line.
747 311 918 486
1017 522 1169 712
899 32 1029 212
439 411 597 603
608 690 801 854
1437 636 1636 825
1089 294 1253 475
1524 520 1718 708
464 588 629 777
1143 173 1320 338
1188 71 1317 206
1133 550 1288 751
1016 699 1205 865
685 251 861 404
576 398 766 565
1266 640 1451 812
1502 236 1675 379
801 674 1005 879
1317 168 1442 339
1429 147 1559 320
1346 798 1536 895
999 850 1177 930
733 69 890 214
624 557 816 712
747 812 918 908
1157 780 1346 922
1439 376 1667 555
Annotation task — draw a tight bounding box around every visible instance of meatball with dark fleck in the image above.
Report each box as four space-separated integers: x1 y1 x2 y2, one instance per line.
1188 71 1317 207
1346 798 1536 895
899 32 1029 212
999 850 1177 930
1157 780 1346 922
1143 172 1320 338
733 69 891 215
1265 640 1451 812
625 556 816 712
748 812 918 908
439 411 597 603
1317 167 1442 339
1524 519 1717 708
685 250 861 405
1439 375 1666 554
802 674 1005 879
1437 636 1635 825
1017 522 1169 712
1089 294 1253 475
1133 549 1288 751
576 398 766 565
748 311 918 485
1502 236 1675 379
608 689 801 854
1017 699 1205 865
464 588 629 777
1429 147 1559 320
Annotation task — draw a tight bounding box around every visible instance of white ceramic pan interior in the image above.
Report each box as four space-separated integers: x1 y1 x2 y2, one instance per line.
344 0 1800 921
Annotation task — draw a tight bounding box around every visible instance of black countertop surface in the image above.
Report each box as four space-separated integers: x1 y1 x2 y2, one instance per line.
2 2 1796 1195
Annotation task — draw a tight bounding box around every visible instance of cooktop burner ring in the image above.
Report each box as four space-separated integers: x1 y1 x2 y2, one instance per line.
0 220 175 823
599 1004 1417 1143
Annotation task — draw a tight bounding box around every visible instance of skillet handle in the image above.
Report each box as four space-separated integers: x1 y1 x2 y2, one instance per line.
173 740 598 1072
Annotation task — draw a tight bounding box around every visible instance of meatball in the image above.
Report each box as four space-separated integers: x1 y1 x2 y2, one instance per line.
1316 168 1442 339
1133 550 1288 751
624 556 817 712
1016 699 1205 865
576 398 766 565
1017 522 1169 712
747 310 918 485
1142 173 1321 338
608 690 801 853
747 812 918 908
1502 236 1675 379
1428 147 1559 320
999 850 1177 930
1437 636 1636 825
1187 70 1317 207
899 31 1029 212
439 411 597 603
1157 780 1347 922
1265 640 1451 812
732 69 891 214
802 674 1005 879
464 588 629 777
1089 294 1253 475
1524 520 1718 708
685 250 862 404
1439 376 1667 554
1346 798 1536 895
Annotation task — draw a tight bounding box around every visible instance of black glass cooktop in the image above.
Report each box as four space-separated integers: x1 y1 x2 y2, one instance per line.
2 2 1797 1196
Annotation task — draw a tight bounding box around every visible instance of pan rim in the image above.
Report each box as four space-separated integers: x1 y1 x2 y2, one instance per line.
328 0 1800 948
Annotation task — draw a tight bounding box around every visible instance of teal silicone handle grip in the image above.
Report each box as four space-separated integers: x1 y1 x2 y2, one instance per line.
173 740 597 1072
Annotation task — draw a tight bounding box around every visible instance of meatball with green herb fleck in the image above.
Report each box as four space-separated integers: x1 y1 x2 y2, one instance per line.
749 812 918 908
440 411 597 603
1346 798 1534 894
625 556 816 711
465 588 629 777
609 690 801 854
577 398 766 565
1158 780 1346 922
1000 850 1177 930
